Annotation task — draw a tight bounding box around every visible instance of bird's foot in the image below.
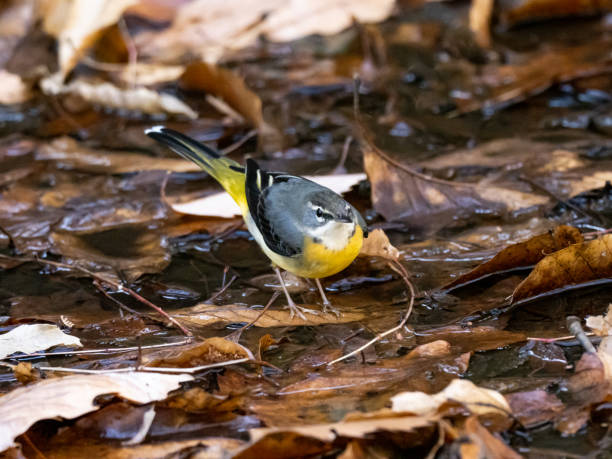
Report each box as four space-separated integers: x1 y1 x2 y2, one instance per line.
321 300 341 317
285 300 318 320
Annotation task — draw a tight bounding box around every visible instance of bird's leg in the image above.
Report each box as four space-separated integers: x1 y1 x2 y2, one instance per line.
273 266 317 319
314 278 340 317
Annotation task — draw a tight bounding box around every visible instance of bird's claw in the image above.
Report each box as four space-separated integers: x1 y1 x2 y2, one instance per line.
285 302 318 320
321 301 341 317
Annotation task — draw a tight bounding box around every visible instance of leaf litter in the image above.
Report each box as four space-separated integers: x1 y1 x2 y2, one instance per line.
1 0 612 457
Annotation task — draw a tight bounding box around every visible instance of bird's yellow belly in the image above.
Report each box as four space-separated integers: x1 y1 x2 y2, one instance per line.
277 225 364 278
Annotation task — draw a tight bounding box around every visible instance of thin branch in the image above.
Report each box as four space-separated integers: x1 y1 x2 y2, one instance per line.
0 254 192 337
326 260 415 366
226 291 281 342
567 316 597 353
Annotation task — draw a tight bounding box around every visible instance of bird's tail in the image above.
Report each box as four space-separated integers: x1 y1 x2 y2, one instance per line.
146 126 247 211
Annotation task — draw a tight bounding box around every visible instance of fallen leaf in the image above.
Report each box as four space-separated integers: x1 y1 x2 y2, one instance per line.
505 390 565 428
446 225 582 289
459 416 521 459
391 379 510 417
40 77 198 119
0 324 82 359
499 0 612 27
363 140 547 227
248 414 436 444
119 63 186 86
512 234 612 303
0 70 31 104
145 337 254 367
40 0 137 77
0 371 191 452
358 228 399 261
257 334 282 361
13 362 39 385
37 137 200 174
173 303 365 328
136 0 395 63
181 62 275 136
170 173 366 218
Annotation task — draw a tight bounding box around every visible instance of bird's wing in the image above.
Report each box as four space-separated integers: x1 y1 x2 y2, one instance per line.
245 159 303 257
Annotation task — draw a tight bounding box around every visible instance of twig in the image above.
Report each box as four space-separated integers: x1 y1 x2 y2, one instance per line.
226 291 281 342
0 358 250 374
332 135 353 174
118 17 138 88
527 333 595 343
205 274 237 304
0 254 192 337
22 433 47 459
567 316 597 353
5 339 191 359
326 260 415 366
221 129 257 155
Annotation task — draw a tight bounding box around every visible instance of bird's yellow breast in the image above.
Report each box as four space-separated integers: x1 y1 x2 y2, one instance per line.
294 225 364 278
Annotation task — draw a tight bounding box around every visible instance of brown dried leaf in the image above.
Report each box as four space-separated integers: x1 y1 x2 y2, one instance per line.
469 0 493 48
173 303 365 328
0 372 191 452
512 234 612 303
505 390 564 428
13 362 39 385
499 0 612 27
0 70 31 105
459 416 521 459
257 333 282 362
446 225 582 289
363 143 547 226
145 337 253 367
358 228 399 261
586 304 612 337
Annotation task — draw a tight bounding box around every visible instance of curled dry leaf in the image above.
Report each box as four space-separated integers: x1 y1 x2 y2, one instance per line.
469 0 494 48
40 0 137 77
145 337 254 367
446 225 582 289
173 303 365 328
512 234 612 303
0 324 82 359
170 173 366 218
391 379 510 417
0 371 191 452
358 228 399 261
40 77 198 119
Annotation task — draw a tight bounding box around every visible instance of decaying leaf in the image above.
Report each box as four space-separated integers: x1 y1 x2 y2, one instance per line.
136 0 395 63
446 225 582 289
512 234 612 303
0 371 191 452
144 337 254 367
173 303 365 328
469 0 493 48
0 324 82 359
505 390 565 428
391 379 510 417
499 0 612 27
40 0 137 77
358 228 399 261
586 304 612 337
170 173 366 218
40 77 198 119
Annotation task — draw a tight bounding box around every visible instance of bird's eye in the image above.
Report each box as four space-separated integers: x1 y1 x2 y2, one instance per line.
316 208 323 218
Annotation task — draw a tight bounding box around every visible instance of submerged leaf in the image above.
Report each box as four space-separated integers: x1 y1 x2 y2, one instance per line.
512 234 612 302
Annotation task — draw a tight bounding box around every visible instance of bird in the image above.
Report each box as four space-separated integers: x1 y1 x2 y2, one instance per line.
145 126 368 319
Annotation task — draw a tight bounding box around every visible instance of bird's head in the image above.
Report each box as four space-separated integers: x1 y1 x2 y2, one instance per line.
303 190 368 251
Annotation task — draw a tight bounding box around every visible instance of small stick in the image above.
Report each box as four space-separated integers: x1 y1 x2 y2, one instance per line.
0 254 192 337
205 274 238 304
326 260 415 366
567 316 597 353
226 291 281 342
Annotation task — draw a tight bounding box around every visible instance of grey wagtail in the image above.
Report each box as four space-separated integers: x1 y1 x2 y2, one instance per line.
146 126 368 319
